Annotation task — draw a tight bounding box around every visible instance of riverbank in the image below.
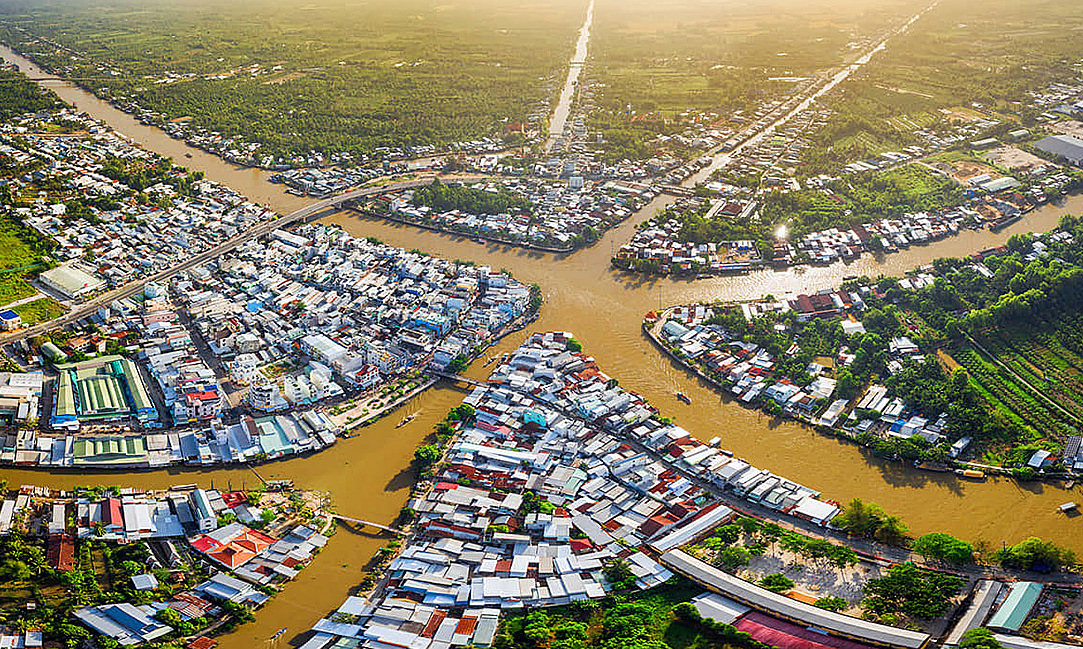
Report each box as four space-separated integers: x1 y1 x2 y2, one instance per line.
10 24 1083 649
348 205 578 254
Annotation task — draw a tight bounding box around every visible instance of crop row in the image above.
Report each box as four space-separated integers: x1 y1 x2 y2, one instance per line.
954 346 1073 439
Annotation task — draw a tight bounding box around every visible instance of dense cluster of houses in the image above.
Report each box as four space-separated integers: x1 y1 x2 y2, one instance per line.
1 483 324 647
653 291 948 444
5 409 341 468
0 110 276 295
171 223 532 401
3 219 535 469
373 178 648 250
297 331 847 649
615 212 762 275
793 184 1056 265
719 108 831 189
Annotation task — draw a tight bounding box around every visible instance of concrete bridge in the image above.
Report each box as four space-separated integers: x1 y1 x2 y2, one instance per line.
1 174 494 345
430 372 486 389
657 184 694 197
331 514 407 536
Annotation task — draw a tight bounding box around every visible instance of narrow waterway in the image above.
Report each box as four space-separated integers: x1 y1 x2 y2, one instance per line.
3 23 1083 648
547 0 593 151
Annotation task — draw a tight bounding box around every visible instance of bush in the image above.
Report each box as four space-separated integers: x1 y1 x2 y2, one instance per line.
814 596 848 612
992 537 1076 573
912 532 975 563
960 627 1003 649
759 573 795 592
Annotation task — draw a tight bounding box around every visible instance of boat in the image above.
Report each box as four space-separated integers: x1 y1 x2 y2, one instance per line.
959 469 986 480
397 411 420 428
676 391 692 405
1059 501 1078 514
914 460 949 472
184 152 192 158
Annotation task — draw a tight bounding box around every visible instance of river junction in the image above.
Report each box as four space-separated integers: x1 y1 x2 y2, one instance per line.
2 38 1083 649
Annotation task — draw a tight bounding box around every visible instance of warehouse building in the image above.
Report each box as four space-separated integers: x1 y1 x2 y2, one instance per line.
51 356 157 429
39 263 106 299
1034 134 1083 166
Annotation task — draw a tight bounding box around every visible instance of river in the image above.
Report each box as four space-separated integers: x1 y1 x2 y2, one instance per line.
3 30 1083 649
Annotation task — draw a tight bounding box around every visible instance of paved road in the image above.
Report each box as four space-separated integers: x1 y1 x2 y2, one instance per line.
446 370 1083 587
1 173 495 345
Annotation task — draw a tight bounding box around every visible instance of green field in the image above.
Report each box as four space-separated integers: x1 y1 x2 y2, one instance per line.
804 0 1083 173
948 314 1083 458
586 0 921 162
11 297 68 325
0 216 53 307
0 0 586 158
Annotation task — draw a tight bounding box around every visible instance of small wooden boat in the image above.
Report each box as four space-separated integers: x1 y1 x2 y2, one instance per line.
676 391 692 405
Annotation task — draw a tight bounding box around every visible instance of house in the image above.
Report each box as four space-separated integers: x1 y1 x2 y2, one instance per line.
0 309 20 331
73 603 173 645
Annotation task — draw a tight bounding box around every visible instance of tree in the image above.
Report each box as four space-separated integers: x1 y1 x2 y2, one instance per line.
759 573 795 592
714 524 741 545
565 339 582 353
832 498 908 544
992 537 1076 573
413 444 441 470
155 607 183 627
960 628 1003 649
446 354 469 373
835 368 860 400
603 558 637 590
863 563 962 620
912 533 975 563
814 596 847 612
875 514 909 545
57 623 90 649
715 546 751 570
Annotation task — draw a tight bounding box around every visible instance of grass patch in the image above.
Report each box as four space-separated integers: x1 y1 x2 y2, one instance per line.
11 297 67 325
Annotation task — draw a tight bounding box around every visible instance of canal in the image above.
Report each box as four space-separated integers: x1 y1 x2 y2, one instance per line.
2 35 1083 648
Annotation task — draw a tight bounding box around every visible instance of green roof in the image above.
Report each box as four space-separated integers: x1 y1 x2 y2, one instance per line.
52 356 156 422
988 582 1042 631
121 359 153 412
72 436 147 465
55 370 77 418
79 373 126 415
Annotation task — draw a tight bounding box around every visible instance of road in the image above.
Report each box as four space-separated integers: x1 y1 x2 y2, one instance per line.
435 370 1083 588
1 173 495 345
677 0 940 185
